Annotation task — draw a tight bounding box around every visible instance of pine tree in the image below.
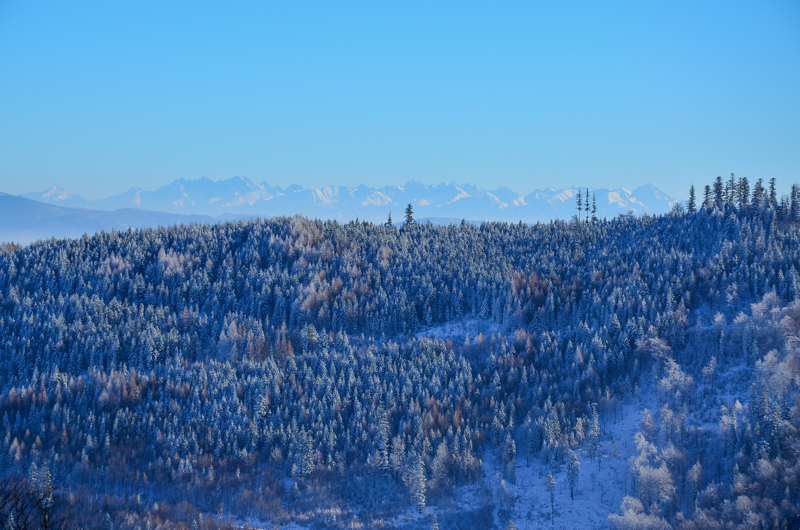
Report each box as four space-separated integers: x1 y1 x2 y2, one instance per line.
703 184 711 208
431 515 439 530
506 521 517 530
545 471 556 526
591 192 597 222
687 185 696 214
567 450 580 500
386 211 393 228
576 189 583 222
405 203 414 225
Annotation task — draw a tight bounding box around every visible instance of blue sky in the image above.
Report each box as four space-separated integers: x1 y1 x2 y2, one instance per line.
1 1 798 200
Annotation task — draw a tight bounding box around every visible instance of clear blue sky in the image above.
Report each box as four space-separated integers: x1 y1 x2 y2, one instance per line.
1 1 798 200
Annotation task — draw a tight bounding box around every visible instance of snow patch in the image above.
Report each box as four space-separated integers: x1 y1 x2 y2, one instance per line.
550 189 577 203
361 191 393 206
416 318 506 340
447 188 472 204
607 191 628 207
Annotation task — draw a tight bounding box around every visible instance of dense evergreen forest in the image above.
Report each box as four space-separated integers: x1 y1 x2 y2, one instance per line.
1 176 800 529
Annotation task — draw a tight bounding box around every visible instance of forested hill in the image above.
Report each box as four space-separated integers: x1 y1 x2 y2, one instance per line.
1 181 800 529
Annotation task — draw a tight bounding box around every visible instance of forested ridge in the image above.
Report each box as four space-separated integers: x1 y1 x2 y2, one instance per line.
1 177 800 529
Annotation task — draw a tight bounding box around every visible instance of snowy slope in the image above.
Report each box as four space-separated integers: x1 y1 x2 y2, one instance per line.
498 385 656 530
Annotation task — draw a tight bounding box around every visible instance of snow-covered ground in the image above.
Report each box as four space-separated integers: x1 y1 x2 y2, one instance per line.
475 377 657 530
416 317 506 341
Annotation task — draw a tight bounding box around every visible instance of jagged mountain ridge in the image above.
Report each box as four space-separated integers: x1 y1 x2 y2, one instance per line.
21 177 679 222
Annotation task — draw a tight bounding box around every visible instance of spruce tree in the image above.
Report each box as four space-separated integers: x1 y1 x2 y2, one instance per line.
688 185 696 214
769 178 777 205
752 178 764 206
576 189 583 221
738 176 749 207
727 173 736 203
405 203 414 225
585 188 590 222
713 176 724 207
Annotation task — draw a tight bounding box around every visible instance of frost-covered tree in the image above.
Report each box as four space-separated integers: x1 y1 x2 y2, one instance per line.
545 471 556 527
567 450 580 500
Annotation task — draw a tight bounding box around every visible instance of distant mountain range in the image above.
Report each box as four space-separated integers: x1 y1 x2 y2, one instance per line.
0 193 217 245
21 177 679 224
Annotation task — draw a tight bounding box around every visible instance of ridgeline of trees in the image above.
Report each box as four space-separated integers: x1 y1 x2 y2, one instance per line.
0 176 799 528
